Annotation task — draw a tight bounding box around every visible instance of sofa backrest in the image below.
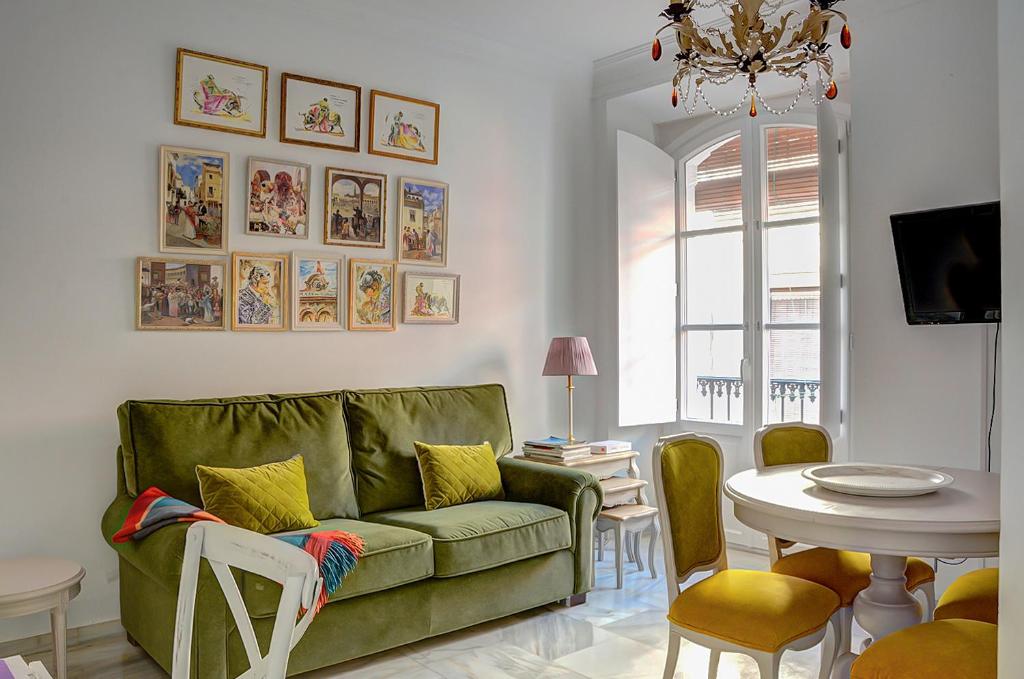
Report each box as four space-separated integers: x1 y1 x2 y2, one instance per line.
117 392 359 520
344 384 514 515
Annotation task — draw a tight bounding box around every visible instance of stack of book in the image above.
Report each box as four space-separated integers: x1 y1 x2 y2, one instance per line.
589 440 632 455
522 436 592 461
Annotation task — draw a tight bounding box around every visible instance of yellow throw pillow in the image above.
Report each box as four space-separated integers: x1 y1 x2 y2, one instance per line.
196 455 319 534
413 441 505 510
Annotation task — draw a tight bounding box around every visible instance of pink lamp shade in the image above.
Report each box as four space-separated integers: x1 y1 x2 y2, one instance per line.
542 337 598 377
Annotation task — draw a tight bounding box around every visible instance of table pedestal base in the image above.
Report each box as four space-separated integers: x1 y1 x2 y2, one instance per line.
831 554 923 679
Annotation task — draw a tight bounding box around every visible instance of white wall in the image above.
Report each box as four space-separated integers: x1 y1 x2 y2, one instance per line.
848 0 1000 470
998 0 1023 669
0 0 591 643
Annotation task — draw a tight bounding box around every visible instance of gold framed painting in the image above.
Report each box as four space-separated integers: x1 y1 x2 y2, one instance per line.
293 252 343 331
174 48 268 137
348 259 396 332
247 157 311 239
136 257 227 331
402 272 460 325
369 90 440 165
160 145 229 255
397 177 448 267
324 168 387 248
232 252 288 331
280 73 361 153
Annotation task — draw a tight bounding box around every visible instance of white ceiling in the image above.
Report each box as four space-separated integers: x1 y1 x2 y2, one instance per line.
358 0 671 63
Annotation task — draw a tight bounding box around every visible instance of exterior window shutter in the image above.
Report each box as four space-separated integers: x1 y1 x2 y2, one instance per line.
617 131 678 427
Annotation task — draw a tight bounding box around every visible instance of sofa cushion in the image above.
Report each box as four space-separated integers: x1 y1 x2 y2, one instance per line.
364 501 571 577
242 519 434 618
344 385 514 514
414 441 505 510
117 392 359 520
197 455 319 534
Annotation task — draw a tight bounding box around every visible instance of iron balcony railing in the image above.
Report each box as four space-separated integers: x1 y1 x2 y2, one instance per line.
696 376 821 422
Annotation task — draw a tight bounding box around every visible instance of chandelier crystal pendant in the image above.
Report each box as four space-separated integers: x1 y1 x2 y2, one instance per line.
654 0 851 117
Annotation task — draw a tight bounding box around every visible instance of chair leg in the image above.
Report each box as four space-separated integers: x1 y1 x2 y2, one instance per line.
707 649 721 679
614 525 624 590
753 651 781 679
838 606 853 655
819 613 840 679
648 520 659 579
918 581 936 623
663 630 681 679
597 531 605 562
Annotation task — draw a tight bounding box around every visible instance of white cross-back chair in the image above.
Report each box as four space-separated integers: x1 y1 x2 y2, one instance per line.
171 521 322 679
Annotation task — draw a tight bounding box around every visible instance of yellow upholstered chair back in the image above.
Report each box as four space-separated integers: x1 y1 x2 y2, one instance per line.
653 433 728 597
754 422 833 470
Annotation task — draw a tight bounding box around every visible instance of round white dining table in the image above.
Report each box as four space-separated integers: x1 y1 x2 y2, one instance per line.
724 464 999 679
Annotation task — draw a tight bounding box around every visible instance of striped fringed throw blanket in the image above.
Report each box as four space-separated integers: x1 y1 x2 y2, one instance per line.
112 487 364 613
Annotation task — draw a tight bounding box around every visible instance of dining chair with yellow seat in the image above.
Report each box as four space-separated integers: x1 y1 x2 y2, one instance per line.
754 423 937 653
654 433 842 679
849 619 997 679
934 567 999 624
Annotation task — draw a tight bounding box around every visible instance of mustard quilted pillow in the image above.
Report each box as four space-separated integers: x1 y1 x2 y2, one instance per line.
196 455 319 534
413 441 505 510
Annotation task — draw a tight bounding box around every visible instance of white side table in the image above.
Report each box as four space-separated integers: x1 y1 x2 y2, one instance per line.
0 558 85 679
1 655 54 679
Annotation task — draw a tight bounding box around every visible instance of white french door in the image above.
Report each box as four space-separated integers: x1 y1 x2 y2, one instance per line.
675 106 847 442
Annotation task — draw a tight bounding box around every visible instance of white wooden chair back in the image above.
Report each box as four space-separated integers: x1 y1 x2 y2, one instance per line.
753 422 834 471
172 521 323 679
652 432 729 603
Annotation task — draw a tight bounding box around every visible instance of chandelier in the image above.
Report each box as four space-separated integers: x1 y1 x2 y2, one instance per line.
653 0 851 117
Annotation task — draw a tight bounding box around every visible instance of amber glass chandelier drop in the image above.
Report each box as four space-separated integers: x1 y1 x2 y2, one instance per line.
655 0 853 118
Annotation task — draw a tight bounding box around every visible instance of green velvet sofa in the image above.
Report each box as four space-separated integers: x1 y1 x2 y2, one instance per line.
100 384 602 677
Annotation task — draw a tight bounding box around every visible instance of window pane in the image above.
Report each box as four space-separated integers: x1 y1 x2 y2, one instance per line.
765 127 819 222
766 328 820 424
683 329 744 424
766 223 820 323
684 232 743 325
685 134 742 231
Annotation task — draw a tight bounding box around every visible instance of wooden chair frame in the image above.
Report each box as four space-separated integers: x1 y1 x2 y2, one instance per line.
752 422 936 655
654 432 839 679
172 521 323 679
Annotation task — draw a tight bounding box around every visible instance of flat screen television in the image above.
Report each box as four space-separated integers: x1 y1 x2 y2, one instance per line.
891 201 1001 325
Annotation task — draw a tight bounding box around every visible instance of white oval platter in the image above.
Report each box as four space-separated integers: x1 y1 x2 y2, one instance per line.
801 463 955 498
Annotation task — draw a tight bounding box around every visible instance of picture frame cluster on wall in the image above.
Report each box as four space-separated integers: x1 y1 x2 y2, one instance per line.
137 47 459 333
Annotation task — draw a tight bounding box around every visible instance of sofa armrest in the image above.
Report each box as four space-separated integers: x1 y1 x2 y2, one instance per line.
498 457 602 594
101 494 190 591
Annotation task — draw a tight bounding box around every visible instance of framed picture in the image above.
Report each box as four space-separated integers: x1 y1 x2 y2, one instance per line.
403 272 460 325
293 252 343 331
160 145 229 255
247 157 311 239
136 257 227 331
324 168 387 248
280 73 361 153
348 259 396 332
232 252 288 331
174 48 268 137
369 90 440 165
397 177 448 267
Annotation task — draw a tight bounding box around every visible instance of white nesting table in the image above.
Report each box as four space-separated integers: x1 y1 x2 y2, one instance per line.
0 559 84 679
725 464 999 678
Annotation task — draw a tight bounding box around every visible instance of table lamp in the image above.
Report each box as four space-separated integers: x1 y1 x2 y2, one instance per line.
543 337 598 444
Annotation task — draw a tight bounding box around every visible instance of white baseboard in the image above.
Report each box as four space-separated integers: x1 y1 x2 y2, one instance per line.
0 619 122 658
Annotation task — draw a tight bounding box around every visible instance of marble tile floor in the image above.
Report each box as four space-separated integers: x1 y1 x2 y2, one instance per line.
24 543 865 678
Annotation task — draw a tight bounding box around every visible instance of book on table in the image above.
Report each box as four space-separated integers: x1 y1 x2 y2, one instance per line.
589 440 632 455
522 436 592 461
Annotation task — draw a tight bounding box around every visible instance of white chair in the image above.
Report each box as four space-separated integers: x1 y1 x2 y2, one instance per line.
654 433 841 679
172 521 323 679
